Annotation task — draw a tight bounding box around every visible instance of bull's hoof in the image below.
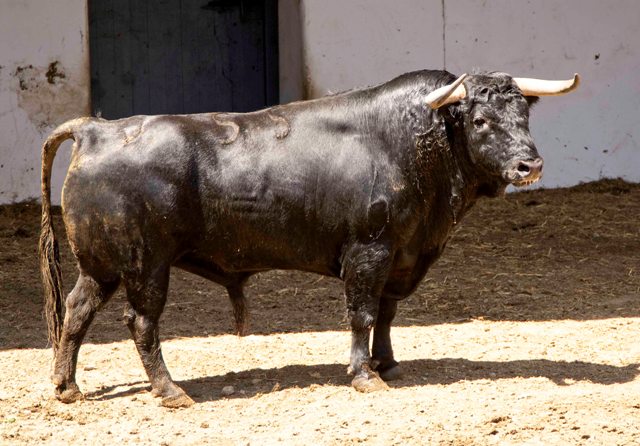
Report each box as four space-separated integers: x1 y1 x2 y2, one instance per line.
378 364 403 382
161 393 195 408
55 384 84 404
351 371 389 393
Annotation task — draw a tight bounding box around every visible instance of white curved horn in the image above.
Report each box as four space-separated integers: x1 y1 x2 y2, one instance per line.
426 73 468 109
514 73 580 96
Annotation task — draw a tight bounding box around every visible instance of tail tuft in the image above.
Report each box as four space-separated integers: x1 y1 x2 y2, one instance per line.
39 213 63 352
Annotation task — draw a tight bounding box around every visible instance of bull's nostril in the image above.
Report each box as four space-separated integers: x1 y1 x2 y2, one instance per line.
510 158 543 184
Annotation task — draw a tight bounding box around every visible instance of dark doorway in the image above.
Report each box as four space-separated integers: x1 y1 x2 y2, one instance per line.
89 0 279 119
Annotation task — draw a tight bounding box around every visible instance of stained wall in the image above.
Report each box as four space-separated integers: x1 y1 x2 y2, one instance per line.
1 1 638 204
0 0 90 204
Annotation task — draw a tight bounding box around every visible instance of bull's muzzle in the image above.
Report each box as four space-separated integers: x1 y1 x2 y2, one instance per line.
508 157 543 186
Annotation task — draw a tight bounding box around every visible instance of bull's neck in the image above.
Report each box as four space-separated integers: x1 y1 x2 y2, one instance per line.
417 118 479 225
376 88 480 224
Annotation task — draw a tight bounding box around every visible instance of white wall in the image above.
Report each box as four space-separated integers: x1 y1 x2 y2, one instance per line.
297 0 640 188
278 0 305 104
1 1 638 205
298 0 444 98
0 0 90 204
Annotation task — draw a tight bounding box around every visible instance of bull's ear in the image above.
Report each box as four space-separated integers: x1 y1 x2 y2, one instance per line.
526 96 540 108
441 102 462 124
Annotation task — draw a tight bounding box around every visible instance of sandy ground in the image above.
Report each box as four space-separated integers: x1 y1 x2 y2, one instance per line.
1 179 639 445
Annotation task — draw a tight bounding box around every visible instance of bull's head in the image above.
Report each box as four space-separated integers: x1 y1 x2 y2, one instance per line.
426 72 579 188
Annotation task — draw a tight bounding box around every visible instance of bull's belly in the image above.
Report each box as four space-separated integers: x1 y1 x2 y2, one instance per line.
183 232 343 278
174 251 340 286
192 196 349 276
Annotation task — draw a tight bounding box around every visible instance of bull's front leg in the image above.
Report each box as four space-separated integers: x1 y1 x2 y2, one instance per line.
372 297 402 381
343 242 393 393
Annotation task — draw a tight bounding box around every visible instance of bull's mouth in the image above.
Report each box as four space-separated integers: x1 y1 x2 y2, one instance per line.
511 176 541 187
503 169 543 187
504 157 544 187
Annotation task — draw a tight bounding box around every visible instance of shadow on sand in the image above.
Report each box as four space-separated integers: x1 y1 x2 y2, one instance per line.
84 357 640 404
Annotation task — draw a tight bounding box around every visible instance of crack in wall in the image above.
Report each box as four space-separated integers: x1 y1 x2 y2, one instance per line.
441 0 446 70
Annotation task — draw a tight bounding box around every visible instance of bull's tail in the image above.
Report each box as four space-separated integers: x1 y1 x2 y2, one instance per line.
39 118 90 354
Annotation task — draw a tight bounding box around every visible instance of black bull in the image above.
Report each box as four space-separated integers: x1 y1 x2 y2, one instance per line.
39 70 578 407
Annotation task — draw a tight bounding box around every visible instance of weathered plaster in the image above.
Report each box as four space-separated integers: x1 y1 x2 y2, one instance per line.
0 0 89 204
12 61 89 131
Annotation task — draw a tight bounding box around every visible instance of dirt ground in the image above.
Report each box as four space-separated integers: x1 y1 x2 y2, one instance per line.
1 179 639 445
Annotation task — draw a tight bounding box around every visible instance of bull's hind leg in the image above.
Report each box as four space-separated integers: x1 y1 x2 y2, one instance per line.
343 243 393 393
123 266 194 408
372 298 402 381
52 273 119 403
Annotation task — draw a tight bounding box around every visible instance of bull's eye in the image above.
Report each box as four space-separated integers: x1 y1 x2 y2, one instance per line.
473 117 486 129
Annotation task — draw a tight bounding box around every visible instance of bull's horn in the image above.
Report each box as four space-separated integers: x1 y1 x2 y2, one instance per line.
426 73 468 109
514 73 580 96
